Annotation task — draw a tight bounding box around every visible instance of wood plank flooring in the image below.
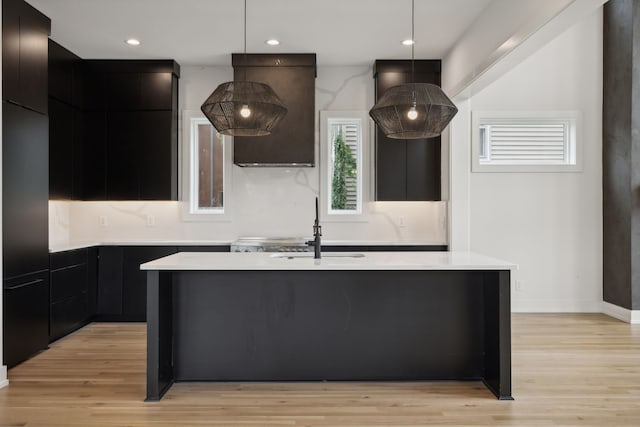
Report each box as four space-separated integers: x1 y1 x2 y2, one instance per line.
0 314 639 426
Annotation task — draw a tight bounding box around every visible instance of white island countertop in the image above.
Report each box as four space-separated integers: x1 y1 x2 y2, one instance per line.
140 251 516 271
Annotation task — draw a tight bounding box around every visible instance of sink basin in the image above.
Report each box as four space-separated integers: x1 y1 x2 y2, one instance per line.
270 252 365 259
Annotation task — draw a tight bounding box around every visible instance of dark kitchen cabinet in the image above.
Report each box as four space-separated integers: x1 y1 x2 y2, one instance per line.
49 97 83 199
2 0 50 114
49 40 84 200
49 249 94 342
108 72 174 111
232 54 316 166
86 61 180 200
3 101 49 279
373 60 442 201
97 246 177 321
48 55 180 200
48 39 83 108
3 271 49 368
106 110 174 200
81 111 108 200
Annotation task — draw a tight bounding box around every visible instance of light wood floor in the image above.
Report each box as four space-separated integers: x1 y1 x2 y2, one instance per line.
0 314 639 426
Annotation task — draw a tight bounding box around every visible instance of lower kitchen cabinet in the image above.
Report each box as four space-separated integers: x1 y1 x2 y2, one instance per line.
49 248 95 342
3 271 49 368
97 246 177 321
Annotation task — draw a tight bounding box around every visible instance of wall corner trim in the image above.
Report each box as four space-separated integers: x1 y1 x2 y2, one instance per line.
602 301 640 324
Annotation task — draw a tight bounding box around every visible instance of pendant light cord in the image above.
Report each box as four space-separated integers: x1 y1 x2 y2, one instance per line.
243 0 247 81
411 0 415 82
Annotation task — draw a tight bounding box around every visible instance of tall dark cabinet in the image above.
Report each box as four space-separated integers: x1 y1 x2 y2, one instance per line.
2 0 51 368
373 60 442 201
232 54 316 166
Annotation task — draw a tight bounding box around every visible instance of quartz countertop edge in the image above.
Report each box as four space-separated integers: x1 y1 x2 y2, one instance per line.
140 251 517 271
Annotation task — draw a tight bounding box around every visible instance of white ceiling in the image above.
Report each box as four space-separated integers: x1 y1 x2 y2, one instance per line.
28 0 493 66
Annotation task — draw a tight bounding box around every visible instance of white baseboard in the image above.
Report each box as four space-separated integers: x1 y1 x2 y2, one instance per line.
512 298 602 313
602 301 640 324
0 365 7 389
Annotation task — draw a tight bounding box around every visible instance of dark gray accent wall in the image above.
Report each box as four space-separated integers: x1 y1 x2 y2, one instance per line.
603 0 640 309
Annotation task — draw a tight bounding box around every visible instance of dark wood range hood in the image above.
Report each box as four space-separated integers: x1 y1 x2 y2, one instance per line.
231 53 316 167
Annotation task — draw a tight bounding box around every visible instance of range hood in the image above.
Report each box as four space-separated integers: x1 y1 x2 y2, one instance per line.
231 54 316 167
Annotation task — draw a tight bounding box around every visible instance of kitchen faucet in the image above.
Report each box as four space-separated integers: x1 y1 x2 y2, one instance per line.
307 197 322 259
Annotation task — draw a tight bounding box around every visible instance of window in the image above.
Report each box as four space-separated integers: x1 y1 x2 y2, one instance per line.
472 111 581 172
320 111 371 221
181 110 232 221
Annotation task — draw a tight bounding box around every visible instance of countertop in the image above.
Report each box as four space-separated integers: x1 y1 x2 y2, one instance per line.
140 251 516 271
48 240 445 253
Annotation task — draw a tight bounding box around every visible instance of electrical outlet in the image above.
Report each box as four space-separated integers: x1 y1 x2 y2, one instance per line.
99 215 108 227
146 215 155 227
515 280 523 292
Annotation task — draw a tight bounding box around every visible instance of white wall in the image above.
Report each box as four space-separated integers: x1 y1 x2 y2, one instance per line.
457 9 603 312
55 65 447 245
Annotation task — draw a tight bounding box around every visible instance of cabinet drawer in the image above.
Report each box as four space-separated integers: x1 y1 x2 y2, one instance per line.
50 247 87 270
3 272 49 367
50 263 87 302
50 295 88 341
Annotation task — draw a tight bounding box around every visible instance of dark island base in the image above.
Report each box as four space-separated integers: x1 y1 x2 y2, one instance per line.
146 269 512 401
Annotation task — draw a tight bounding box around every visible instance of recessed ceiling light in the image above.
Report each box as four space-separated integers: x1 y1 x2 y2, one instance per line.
125 38 141 46
265 39 280 46
402 39 415 46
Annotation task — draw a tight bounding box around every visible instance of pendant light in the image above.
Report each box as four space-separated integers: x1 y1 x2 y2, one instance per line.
369 0 458 139
201 0 287 136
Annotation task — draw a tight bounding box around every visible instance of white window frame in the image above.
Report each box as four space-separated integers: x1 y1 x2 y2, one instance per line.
180 110 233 222
471 110 582 173
319 111 371 222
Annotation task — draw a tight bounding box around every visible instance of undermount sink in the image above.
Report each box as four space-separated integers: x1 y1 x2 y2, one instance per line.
270 252 365 259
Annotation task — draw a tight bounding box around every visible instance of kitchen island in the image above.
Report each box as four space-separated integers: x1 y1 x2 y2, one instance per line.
141 251 515 401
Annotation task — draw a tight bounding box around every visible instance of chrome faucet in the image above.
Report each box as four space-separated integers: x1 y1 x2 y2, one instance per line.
306 197 322 259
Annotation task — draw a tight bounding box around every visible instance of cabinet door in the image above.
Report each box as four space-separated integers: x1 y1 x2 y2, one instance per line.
2 0 21 104
50 295 88 341
49 98 75 199
122 246 177 320
87 247 99 316
107 72 141 111
81 111 107 199
97 246 124 315
18 0 49 114
2 102 49 279
140 73 173 110
374 68 442 201
106 112 139 199
3 272 49 368
138 111 174 200
48 39 73 105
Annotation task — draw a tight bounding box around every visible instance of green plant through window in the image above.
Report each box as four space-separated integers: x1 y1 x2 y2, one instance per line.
331 128 357 210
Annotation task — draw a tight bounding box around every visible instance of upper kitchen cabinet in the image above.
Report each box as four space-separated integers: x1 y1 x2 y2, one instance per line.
373 60 442 201
49 39 83 108
232 54 316 166
48 56 180 200
2 0 50 114
49 40 84 200
83 60 180 200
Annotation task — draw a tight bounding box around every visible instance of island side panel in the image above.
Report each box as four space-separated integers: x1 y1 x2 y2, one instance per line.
172 270 486 382
146 270 174 401
482 270 513 400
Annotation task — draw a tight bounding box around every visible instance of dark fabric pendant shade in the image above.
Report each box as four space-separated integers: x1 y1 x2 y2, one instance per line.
201 81 287 136
369 83 458 139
